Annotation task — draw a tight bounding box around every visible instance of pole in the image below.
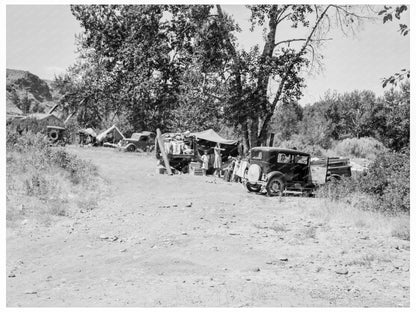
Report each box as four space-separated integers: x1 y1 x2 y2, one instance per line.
156 128 173 175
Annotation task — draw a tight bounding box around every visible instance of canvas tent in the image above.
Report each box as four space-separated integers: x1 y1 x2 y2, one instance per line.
78 128 97 145
96 125 125 144
191 129 238 145
26 113 65 128
191 129 240 159
79 128 97 138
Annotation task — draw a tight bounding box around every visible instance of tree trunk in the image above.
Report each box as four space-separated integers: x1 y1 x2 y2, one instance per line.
257 5 332 144
241 119 250 155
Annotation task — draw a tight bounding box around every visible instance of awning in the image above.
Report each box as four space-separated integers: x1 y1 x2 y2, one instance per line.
191 129 238 145
96 125 125 142
79 128 97 137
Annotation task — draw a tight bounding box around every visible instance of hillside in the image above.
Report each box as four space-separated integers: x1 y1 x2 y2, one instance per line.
6 69 56 115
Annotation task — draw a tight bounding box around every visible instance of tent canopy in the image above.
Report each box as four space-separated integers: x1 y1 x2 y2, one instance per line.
96 125 125 143
79 128 97 137
191 129 238 145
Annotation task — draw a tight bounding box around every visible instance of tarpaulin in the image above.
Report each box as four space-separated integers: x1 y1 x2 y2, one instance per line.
190 129 238 145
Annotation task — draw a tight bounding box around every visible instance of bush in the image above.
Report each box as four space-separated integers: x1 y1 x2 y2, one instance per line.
317 148 409 215
359 148 409 214
48 148 97 184
6 130 103 225
275 134 328 157
334 137 387 160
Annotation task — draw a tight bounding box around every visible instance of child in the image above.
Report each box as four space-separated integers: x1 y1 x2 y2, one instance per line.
201 150 209 176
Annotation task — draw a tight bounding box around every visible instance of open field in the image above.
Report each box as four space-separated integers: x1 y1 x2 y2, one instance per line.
6 146 410 307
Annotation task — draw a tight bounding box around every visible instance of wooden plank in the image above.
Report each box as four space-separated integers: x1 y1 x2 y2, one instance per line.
156 128 173 176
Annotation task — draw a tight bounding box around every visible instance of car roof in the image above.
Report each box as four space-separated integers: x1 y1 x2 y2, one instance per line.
251 146 310 156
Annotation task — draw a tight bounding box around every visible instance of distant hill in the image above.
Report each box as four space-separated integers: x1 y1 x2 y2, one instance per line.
6 69 57 116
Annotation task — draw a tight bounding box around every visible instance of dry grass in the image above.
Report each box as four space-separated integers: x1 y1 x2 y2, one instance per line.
300 196 409 239
6 144 107 227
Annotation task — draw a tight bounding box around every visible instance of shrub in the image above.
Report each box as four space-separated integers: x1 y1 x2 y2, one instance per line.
275 134 328 157
359 148 409 214
317 148 409 215
6 130 103 226
334 137 387 160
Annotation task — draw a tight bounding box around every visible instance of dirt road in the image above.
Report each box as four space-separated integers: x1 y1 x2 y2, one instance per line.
6 146 410 307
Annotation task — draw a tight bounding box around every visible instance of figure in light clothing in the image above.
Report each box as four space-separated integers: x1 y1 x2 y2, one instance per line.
201 150 209 176
213 143 225 177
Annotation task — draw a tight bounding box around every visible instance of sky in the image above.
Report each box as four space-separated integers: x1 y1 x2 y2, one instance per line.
6 4 410 105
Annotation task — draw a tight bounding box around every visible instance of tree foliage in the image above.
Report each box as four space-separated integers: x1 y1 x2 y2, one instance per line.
378 5 410 87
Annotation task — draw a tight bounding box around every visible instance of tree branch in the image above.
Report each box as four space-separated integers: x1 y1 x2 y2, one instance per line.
274 38 332 47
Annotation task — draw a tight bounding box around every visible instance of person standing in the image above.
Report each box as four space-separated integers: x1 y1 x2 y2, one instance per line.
201 150 209 176
213 143 225 178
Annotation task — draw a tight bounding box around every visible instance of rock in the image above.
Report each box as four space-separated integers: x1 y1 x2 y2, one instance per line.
392 262 401 269
390 281 400 288
181 232 188 235
185 202 193 207
252 267 261 272
335 269 348 275
25 290 38 295
21 219 28 225
99 234 109 240
279 258 288 262
120 248 127 252
8 273 16 278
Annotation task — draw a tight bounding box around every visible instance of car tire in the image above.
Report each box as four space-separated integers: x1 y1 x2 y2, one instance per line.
246 182 261 193
266 176 284 197
49 130 59 142
127 145 136 152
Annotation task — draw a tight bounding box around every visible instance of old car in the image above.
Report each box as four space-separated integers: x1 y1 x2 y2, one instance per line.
119 131 156 152
243 147 315 196
46 125 66 146
243 147 352 196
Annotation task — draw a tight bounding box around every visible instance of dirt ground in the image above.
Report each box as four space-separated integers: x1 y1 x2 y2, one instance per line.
6 146 410 307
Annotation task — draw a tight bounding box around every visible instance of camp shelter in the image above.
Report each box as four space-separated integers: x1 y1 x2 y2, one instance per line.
79 128 97 138
8 112 65 134
96 125 125 144
191 129 238 145
25 113 65 128
78 128 97 145
191 129 240 159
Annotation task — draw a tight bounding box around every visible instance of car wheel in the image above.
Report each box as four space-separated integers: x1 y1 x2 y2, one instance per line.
246 182 261 193
266 176 284 197
127 145 136 152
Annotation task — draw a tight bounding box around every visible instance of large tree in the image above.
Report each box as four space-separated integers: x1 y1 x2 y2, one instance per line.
65 5 236 133
63 5 370 149
213 5 371 152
